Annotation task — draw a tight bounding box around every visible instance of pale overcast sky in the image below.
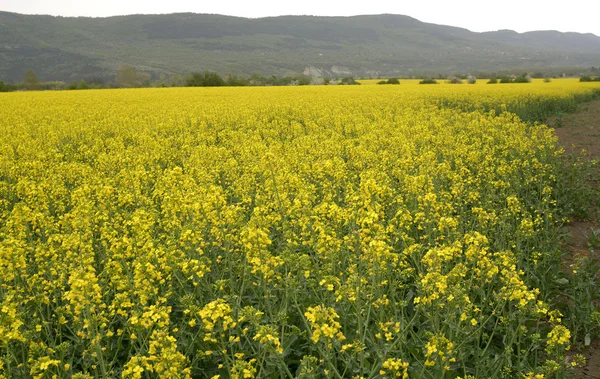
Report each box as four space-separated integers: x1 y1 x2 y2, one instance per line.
1 0 599 36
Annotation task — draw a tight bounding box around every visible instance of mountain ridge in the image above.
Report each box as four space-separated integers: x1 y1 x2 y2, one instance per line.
0 11 598 82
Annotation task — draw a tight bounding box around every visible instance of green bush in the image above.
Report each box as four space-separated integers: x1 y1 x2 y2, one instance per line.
339 77 360 85
377 78 400 85
487 78 498 84
513 75 531 83
419 78 438 84
186 71 226 87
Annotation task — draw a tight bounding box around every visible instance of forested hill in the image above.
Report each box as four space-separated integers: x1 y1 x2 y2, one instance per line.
1 11 599 81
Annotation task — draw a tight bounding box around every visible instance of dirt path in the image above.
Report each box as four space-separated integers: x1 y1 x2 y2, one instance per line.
551 100 600 263
552 101 600 159
550 100 600 378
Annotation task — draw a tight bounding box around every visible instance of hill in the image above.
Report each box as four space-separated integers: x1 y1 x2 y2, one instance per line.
0 11 599 81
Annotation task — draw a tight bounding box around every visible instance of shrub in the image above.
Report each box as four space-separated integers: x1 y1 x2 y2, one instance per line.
544 78 552 83
513 75 532 83
186 72 206 87
377 78 400 85
226 74 249 87
419 78 438 84
23 69 40 90
580 76 593 82
186 71 226 87
0 81 14 92
203 71 226 87
467 75 477 84
339 77 360 85
487 78 498 84
447 76 463 84
499 77 513 84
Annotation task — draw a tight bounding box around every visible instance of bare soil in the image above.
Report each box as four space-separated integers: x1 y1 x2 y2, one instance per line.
552 101 600 159
550 100 600 378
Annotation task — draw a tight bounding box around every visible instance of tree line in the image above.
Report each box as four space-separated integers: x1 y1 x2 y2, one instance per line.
1 66 599 92
0 67 362 92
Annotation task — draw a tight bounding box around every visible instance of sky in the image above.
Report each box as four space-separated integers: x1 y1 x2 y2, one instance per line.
1 0 599 36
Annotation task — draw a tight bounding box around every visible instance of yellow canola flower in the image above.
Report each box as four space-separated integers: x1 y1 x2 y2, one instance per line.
305 305 346 344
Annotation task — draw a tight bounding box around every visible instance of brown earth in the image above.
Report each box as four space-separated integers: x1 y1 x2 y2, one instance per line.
552 101 600 260
551 100 600 261
549 100 600 378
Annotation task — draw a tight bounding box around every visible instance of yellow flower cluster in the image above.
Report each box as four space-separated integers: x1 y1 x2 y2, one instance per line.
304 305 346 344
380 357 409 378
253 325 283 354
424 333 456 369
547 325 571 352
199 299 237 343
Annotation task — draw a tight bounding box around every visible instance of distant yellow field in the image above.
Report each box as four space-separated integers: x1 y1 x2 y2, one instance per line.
1 81 599 378
358 77 584 85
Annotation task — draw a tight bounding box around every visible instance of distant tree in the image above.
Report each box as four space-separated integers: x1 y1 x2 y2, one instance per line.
248 73 267 86
377 78 400 85
580 76 593 82
87 76 105 87
203 71 225 86
339 77 360 85
543 78 552 83
168 74 183 87
186 71 225 87
323 77 331 85
293 75 311 86
79 80 89 90
447 76 463 84
117 65 138 87
24 69 40 90
499 77 513 84
487 78 498 84
467 75 477 84
513 75 531 83
1 82 16 92
419 78 438 84
67 81 79 90
186 72 205 87
226 73 248 86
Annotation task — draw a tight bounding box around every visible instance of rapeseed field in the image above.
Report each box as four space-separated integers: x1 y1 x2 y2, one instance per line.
1 80 600 378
